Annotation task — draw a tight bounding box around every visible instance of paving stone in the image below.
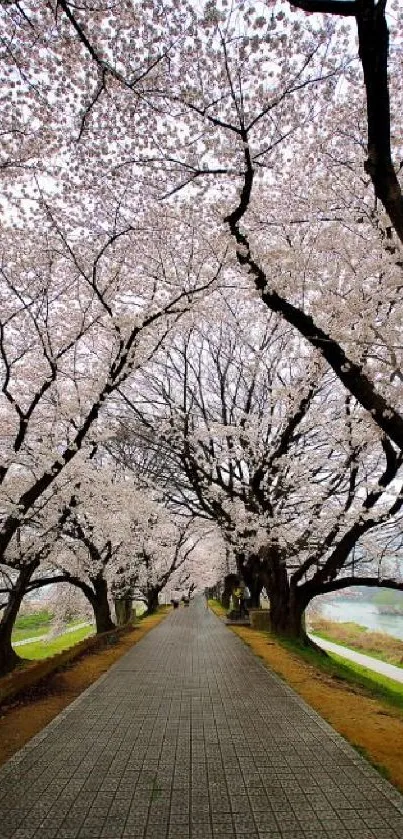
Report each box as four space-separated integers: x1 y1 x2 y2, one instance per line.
254 813 280 831
11 833 37 839
372 832 402 839
192 829 213 839
1 600 403 839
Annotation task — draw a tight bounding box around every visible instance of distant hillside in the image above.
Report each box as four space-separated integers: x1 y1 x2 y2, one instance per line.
321 586 403 607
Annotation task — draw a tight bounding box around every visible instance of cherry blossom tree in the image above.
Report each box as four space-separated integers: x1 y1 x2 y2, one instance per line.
46 583 93 634
50 458 204 628
114 302 403 637
0 516 69 674
171 526 229 597
55 531 119 635
3 1 403 450
128 501 202 613
145 0 403 452
2 0 403 656
286 0 403 245
0 205 219 553
0 217 221 674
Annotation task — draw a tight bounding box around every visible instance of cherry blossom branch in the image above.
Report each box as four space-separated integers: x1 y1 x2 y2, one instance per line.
0 274 216 559
309 575 403 596
288 0 403 245
293 438 403 587
289 0 356 13
225 142 403 451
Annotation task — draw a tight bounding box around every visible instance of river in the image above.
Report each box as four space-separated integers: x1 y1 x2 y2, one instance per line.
311 598 403 640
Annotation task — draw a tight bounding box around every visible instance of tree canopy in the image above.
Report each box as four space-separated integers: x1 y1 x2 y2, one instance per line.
1 0 403 669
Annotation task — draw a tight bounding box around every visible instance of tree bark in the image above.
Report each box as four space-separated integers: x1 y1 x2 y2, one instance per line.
91 576 115 633
258 545 310 641
146 588 160 614
287 1 403 246
268 587 308 641
243 555 263 608
114 597 133 626
235 553 263 608
0 561 39 676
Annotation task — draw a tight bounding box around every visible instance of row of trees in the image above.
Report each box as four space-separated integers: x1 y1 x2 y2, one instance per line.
0 204 221 672
1 0 403 667
110 298 403 636
0 459 211 674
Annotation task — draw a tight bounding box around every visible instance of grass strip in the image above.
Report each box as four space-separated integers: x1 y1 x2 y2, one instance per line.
310 619 403 670
14 610 53 630
18 625 94 660
12 615 92 644
280 635 403 711
12 626 51 643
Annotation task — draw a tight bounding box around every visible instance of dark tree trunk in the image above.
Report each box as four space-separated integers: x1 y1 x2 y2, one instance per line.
268 587 308 641
221 590 230 610
249 588 261 609
221 573 238 609
0 561 39 676
91 576 115 633
147 588 160 614
236 553 263 608
245 574 262 608
258 544 309 641
114 597 133 626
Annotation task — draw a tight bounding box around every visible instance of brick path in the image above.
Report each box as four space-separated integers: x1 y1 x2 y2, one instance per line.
0 600 403 839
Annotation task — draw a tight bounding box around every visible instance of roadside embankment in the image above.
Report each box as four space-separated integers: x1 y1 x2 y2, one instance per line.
310 616 403 667
209 601 403 793
0 608 170 768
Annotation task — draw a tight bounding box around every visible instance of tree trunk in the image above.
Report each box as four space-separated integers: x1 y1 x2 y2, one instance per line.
0 562 38 676
221 573 238 609
114 597 133 626
236 553 263 608
147 588 160 614
258 544 309 641
245 575 262 609
91 576 115 633
269 589 308 641
221 590 230 609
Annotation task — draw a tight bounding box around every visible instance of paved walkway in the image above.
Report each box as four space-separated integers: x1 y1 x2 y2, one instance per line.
1 601 403 839
310 634 403 684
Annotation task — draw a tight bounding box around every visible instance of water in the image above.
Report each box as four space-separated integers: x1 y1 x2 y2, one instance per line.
314 598 403 640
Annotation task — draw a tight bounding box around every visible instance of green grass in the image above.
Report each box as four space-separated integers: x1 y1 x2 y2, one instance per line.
313 629 403 670
14 610 54 631
12 626 51 643
278 635 403 712
208 599 227 616
18 625 94 660
310 617 403 669
12 615 91 644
